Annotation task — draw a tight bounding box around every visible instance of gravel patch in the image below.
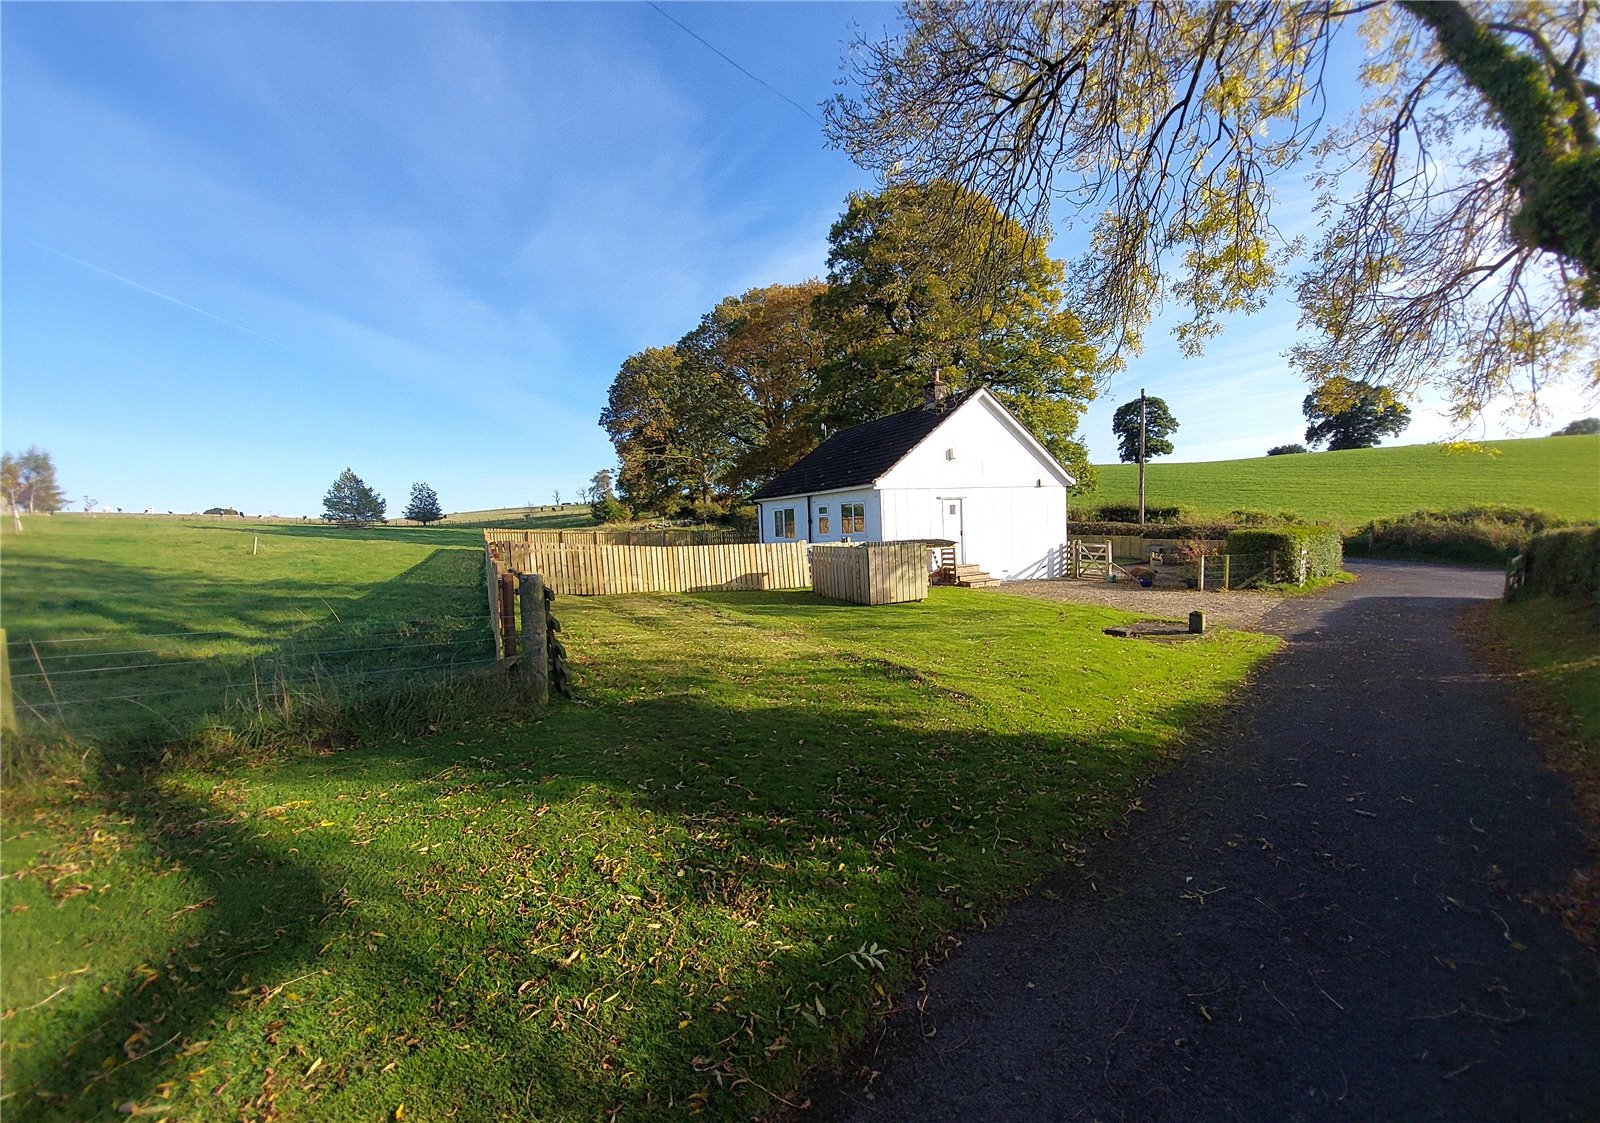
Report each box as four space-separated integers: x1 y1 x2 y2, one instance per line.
996 577 1286 633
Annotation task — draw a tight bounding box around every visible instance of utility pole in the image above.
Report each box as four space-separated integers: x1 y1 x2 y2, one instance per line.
1138 387 1147 527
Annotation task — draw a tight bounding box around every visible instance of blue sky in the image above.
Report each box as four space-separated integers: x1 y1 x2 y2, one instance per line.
3 3 1590 516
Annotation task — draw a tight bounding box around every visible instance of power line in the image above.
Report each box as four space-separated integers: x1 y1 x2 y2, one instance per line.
645 2 823 127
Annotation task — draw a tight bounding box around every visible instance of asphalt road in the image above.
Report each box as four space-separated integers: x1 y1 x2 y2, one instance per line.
811 561 1600 1121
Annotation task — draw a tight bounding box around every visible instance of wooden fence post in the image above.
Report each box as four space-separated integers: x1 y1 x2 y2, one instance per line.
0 628 17 737
498 573 519 658
519 573 549 705
1222 554 1231 591
1198 554 1206 591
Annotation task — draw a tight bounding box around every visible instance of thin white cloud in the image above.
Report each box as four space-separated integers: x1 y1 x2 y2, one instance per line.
28 241 297 352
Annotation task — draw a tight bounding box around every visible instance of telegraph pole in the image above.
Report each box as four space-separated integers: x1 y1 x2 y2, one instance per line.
1138 388 1147 527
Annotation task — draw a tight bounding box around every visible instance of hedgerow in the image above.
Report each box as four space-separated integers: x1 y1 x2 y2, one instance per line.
1225 526 1343 585
1516 526 1600 603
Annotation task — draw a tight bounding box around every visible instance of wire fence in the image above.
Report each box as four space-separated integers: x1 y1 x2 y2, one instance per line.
6 614 497 749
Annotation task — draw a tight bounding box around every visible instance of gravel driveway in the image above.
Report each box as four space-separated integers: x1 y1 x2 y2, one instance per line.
1000 577 1286 633
809 560 1600 1121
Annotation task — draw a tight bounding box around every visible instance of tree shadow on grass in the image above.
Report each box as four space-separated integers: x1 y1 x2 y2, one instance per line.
10 680 1234 1119
7 582 1264 1119
186 522 488 548
6 768 330 1120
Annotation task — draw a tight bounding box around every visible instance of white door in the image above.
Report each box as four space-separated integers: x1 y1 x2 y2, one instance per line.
941 497 965 562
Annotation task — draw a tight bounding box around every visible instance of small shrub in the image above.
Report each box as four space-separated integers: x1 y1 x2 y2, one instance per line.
1224 508 1300 526
1226 525 1343 585
1516 526 1600 603
1266 444 1307 455
724 504 759 536
590 494 631 524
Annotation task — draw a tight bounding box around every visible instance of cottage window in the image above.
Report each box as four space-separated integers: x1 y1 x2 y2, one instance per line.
841 502 865 534
772 508 796 539
818 514 830 535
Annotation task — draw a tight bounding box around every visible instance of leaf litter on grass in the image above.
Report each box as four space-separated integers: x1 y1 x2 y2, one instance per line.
2 588 1277 1121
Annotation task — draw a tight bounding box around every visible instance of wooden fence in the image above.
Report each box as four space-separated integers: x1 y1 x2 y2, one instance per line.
484 527 751 548
810 542 929 605
486 533 810 596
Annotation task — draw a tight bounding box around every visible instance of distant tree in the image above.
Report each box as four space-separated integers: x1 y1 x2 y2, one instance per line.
1303 378 1412 451
402 482 443 525
552 489 562 506
584 468 615 504
322 468 386 526
82 497 99 513
1267 444 1308 456
1111 396 1179 463
584 469 630 523
1553 417 1600 436
1 446 66 514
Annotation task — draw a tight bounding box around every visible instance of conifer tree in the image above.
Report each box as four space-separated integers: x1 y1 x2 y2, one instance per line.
402 482 443 525
323 468 386 526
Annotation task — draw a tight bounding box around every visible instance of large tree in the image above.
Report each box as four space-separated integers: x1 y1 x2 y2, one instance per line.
1 446 66 515
1111 395 1180 463
1303 377 1413 450
827 2 1599 421
677 281 829 491
813 180 1098 483
602 283 831 513
323 468 386 526
600 346 744 514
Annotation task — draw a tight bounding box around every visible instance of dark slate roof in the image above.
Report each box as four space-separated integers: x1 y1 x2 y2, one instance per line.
750 394 970 501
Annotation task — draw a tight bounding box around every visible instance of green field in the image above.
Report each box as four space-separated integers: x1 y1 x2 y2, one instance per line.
1083 435 1600 524
0 518 503 746
0 519 1278 1121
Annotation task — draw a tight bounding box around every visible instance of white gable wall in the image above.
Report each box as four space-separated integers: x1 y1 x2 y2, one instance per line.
876 393 1070 578
876 393 1070 492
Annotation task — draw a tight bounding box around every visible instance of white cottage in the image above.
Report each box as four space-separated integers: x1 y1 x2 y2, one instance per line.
750 388 1074 581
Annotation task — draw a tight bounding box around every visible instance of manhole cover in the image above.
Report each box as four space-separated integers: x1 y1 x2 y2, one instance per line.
1103 620 1198 639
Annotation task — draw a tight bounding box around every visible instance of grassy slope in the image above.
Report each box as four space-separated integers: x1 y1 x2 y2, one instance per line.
1082 434 1600 524
1 546 1279 1120
1477 595 1600 945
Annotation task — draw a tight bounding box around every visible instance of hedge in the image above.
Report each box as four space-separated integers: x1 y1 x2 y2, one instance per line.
1344 506 1556 566
1225 526 1344 585
1070 520 1239 539
1074 504 1184 523
1516 526 1600 603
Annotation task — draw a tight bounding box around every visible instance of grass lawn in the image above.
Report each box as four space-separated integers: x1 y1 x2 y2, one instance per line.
1082 434 1600 525
1477 596 1600 947
2 585 1279 1121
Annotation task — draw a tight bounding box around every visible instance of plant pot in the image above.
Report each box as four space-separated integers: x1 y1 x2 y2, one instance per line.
1138 577 1153 587
1184 578 1198 589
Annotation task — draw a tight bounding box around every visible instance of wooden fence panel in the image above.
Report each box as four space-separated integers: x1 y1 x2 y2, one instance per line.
810 542 927 605
488 534 810 596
